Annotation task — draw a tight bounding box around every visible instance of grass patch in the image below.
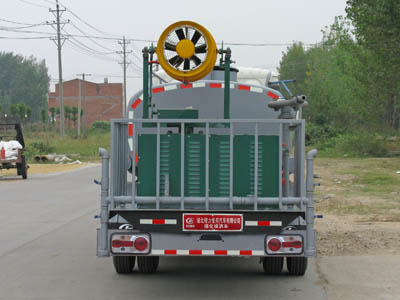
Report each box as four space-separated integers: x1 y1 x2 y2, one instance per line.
24 129 110 162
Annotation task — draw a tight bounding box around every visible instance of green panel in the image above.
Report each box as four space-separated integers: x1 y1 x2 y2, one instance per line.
159 134 181 196
138 134 205 197
157 109 198 119
137 134 157 196
209 135 230 197
233 135 279 197
185 134 205 197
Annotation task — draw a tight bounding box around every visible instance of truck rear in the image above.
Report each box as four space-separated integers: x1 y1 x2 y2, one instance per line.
96 21 317 276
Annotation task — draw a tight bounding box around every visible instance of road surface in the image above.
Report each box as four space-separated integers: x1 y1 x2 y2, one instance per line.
0 166 326 300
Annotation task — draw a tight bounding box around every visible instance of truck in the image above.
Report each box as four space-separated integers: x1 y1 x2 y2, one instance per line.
96 21 317 276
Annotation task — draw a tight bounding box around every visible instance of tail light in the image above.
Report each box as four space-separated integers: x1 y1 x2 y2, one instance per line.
111 233 150 254
266 235 303 254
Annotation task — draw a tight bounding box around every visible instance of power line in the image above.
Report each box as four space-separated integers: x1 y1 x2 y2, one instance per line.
0 36 52 39
17 0 50 8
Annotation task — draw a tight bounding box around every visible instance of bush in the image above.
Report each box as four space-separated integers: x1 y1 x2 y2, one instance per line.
306 122 342 147
90 121 110 131
25 141 55 160
333 132 388 156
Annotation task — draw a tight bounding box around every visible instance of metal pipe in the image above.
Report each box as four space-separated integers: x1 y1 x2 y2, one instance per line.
267 95 307 110
305 149 317 256
229 122 234 209
98 148 110 257
224 48 231 119
254 123 258 210
142 47 149 119
180 122 185 210
111 196 308 206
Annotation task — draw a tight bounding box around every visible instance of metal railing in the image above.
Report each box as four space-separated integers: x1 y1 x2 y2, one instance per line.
109 118 306 211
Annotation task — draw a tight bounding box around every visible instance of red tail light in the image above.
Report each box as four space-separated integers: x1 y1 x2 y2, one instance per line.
267 238 282 252
282 241 302 249
112 240 134 248
266 235 303 254
111 233 150 254
134 237 149 251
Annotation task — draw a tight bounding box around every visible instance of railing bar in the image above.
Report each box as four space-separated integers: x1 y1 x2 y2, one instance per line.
205 122 210 210
254 122 258 211
229 121 234 210
180 122 185 210
156 122 160 210
279 123 283 210
131 121 137 209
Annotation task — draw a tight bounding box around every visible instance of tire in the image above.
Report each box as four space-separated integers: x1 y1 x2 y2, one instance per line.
21 156 27 179
113 256 136 274
262 257 283 275
287 257 308 276
137 256 159 274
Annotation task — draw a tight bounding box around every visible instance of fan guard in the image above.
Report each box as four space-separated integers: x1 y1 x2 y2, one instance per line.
156 21 217 82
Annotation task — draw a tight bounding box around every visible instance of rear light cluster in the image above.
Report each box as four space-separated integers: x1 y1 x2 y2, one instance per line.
266 235 303 254
111 233 150 254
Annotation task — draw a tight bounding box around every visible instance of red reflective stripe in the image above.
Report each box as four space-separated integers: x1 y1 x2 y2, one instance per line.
131 98 142 110
128 124 133 136
135 152 139 163
164 250 177 255
258 221 271 226
210 83 222 88
189 250 202 255
152 87 165 93
238 85 250 91
267 91 279 100
181 83 193 89
152 219 165 224
240 250 252 255
214 250 228 255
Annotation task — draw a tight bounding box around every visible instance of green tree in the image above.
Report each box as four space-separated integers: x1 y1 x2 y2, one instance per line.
346 0 400 129
49 107 56 124
64 106 71 128
278 42 308 96
0 52 50 121
71 106 78 128
41 108 48 124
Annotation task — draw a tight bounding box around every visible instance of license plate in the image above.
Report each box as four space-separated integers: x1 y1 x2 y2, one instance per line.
183 214 243 231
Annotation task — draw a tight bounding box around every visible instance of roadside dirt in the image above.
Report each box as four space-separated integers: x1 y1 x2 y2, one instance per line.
0 163 87 179
313 157 400 256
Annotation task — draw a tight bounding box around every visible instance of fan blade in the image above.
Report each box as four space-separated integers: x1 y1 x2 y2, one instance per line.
195 44 207 53
184 59 190 70
190 55 201 66
175 28 185 40
169 55 183 67
165 42 176 51
191 30 202 45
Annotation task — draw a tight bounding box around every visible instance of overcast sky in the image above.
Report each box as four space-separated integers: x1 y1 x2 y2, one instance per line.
1 0 347 97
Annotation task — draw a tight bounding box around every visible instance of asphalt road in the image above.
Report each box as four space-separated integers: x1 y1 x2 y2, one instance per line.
0 166 326 300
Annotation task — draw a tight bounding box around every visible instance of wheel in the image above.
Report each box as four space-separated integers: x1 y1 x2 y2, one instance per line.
112 256 136 274
262 257 283 275
21 156 27 179
137 256 159 274
287 257 308 276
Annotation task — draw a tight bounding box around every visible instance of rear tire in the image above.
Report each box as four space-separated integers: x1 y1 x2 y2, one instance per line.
21 156 27 179
262 257 283 275
137 256 159 274
287 257 308 276
113 256 136 274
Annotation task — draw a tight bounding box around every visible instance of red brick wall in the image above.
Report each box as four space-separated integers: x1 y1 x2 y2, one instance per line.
48 79 123 128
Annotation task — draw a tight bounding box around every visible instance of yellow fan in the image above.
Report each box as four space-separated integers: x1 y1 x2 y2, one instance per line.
156 21 217 82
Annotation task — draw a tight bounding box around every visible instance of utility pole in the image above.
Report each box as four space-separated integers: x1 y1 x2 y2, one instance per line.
77 73 91 135
77 79 81 137
117 36 132 116
48 0 69 138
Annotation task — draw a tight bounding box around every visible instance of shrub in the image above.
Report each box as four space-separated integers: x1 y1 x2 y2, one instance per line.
90 121 110 131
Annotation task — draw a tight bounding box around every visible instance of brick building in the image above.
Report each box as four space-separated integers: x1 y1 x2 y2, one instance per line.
48 78 123 128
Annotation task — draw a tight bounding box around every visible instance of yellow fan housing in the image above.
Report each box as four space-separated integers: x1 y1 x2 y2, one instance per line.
156 21 217 82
